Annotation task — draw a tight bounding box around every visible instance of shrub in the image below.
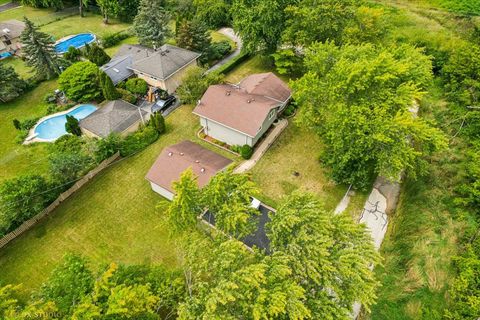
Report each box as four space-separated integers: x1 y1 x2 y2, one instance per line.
44 93 56 103
176 66 223 104
230 145 241 153
12 117 40 131
148 112 166 134
215 51 250 75
58 61 103 102
101 32 130 48
64 46 82 62
51 135 84 153
208 40 232 61
240 144 253 159
117 88 137 104
283 104 296 117
65 115 82 136
0 174 56 236
120 126 159 157
94 134 122 163
49 152 93 186
83 42 110 66
126 78 148 95
99 71 120 101
12 119 21 130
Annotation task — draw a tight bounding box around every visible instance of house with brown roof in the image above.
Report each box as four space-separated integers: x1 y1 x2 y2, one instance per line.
101 44 200 92
145 140 232 200
192 72 291 147
0 20 25 54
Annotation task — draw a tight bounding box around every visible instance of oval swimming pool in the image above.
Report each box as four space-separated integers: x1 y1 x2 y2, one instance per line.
33 104 97 141
55 33 96 54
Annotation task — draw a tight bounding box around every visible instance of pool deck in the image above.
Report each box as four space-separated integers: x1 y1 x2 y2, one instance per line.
24 104 97 144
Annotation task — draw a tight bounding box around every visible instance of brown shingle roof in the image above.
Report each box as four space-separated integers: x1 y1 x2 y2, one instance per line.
145 141 232 193
192 73 291 137
0 20 25 40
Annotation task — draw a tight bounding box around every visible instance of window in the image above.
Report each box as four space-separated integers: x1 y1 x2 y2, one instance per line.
268 109 275 120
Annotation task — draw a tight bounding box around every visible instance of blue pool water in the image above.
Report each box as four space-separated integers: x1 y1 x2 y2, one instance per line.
0 52 12 59
34 104 97 141
55 33 96 54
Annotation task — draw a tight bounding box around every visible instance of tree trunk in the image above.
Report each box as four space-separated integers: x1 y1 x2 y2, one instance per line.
79 0 83 17
103 13 109 24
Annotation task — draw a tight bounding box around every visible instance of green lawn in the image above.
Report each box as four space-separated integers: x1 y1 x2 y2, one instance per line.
0 0 10 5
0 105 237 299
0 57 32 79
211 30 236 50
0 80 56 183
224 55 289 84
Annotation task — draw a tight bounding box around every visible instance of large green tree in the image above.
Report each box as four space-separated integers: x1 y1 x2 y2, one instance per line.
99 71 120 100
203 168 260 238
193 0 231 28
176 19 211 63
231 0 293 53
133 0 172 48
267 192 381 318
167 168 203 233
0 64 27 103
20 17 61 80
178 239 310 319
58 61 103 102
292 42 447 187
176 66 223 104
97 0 119 24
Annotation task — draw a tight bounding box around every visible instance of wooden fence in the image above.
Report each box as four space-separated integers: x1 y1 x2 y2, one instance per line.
0 152 121 249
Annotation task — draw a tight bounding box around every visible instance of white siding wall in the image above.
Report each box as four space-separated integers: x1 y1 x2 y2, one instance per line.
201 117 253 147
252 108 278 146
150 182 174 200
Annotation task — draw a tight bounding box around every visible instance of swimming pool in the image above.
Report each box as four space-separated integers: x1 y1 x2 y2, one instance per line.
32 104 97 141
55 33 96 54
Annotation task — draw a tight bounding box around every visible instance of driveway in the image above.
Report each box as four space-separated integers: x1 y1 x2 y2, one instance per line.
0 2 19 12
206 27 243 74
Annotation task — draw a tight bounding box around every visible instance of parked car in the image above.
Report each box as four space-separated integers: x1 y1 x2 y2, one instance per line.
151 95 176 114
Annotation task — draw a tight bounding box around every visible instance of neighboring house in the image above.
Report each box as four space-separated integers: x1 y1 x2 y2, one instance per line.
101 44 201 92
145 140 232 200
79 100 148 138
0 20 25 54
192 72 291 147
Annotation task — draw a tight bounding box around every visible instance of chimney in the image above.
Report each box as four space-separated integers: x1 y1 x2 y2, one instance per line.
168 152 173 157
180 152 184 156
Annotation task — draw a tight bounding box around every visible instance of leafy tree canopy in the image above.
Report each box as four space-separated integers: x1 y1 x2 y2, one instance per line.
58 61 103 102
0 64 27 103
292 42 447 187
133 0 172 48
176 66 223 104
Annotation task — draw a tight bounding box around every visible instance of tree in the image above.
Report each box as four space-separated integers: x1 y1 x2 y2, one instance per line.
292 42 447 188
271 48 304 77
20 17 61 80
0 175 54 236
176 66 223 104
176 19 211 63
443 43 480 108
203 168 260 238
0 64 27 103
39 254 94 315
99 71 120 100
49 152 92 185
117 0 140 22
343 6 390 45
148 112 166 134
178 239 310 319
231 0 293 53
65 115 82 136
84 42 110 66
64 46 82 62
193 0 231 28
167 168 203 233
97 0 119 24
125 78 148 95
133 0 172 48
267 192 381 318
79 0 89 18
282 0 359 47
58 61 103 102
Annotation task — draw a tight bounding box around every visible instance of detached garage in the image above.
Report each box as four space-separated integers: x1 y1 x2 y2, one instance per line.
145 140 233 200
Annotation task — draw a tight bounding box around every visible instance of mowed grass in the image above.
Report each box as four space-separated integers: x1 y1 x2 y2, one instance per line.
0 106 236 299
0 80 56 183
0 57 32 78
224 55 289 84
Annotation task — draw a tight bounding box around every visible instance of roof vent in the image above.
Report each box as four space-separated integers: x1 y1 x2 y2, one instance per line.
113 68 120 73
168 152 173 156
247 99 251 103
195 160 200 163
180 152 184 156
226 90 231 96
3 28 10 33
200 168 205 173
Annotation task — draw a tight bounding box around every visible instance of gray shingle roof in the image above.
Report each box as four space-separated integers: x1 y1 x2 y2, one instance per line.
100 55 134 85
0 19 25 40
129 44 201 80
79 100 147 138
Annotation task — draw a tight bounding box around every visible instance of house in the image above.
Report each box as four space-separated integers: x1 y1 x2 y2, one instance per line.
145 140 232 200
192 72 291 147
101 44 201 92
79 99 148 138
0 20 25 54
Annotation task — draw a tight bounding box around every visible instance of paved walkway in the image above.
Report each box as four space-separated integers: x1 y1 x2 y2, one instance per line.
234 119 288 173
206 27 243 74
0 2 19 12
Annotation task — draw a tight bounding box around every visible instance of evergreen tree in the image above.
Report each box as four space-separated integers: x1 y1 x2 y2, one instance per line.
176 19 211 63
0 64 28 103
99 71 120 100
148 112 165 134
65 115 82 136
20 17 61 80
133 0 172 48
84 42 110 66
167 168 203 233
